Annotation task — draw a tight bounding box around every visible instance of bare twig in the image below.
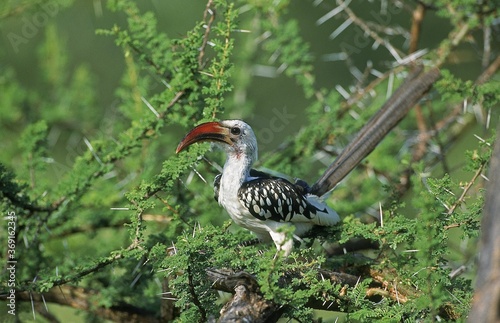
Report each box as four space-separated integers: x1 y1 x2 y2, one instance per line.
409 3 426 54
339 0 404 63
198 0 216 68
444 161 486 221
408 3 428 163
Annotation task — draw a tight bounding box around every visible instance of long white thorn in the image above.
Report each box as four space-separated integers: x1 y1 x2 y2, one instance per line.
379 202 384 228
316 0 352 25
84 137 103 165
141 96 160 118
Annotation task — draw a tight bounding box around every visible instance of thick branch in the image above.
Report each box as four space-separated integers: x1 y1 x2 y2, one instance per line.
468 125 500 323
206 269 279 323
207 266 461 321
217 285 279 323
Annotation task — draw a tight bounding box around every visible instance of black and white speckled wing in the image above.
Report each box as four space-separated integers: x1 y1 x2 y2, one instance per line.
237 177 330 223
213 173 222 202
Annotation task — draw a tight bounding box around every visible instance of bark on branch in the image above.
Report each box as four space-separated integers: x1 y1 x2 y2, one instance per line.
206 266 461 321
468 124 500 323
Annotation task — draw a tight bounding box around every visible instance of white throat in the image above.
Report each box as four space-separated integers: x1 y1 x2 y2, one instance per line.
219 153 252 197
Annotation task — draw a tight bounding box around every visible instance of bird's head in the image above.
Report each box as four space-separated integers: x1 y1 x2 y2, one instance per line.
176 120 258 162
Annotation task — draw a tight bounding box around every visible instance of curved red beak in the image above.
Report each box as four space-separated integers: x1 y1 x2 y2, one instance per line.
176 122 232 153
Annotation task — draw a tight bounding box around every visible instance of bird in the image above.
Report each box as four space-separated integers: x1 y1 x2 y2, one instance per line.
174 67 441 257
176 120 340 256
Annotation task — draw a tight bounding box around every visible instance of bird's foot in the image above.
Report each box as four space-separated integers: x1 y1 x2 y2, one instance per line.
238 238 261 248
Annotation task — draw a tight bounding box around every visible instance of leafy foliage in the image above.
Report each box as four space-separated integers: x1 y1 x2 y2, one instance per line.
0 0 498 322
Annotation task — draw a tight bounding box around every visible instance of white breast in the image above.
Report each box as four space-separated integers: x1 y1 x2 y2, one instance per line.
218 173 273 241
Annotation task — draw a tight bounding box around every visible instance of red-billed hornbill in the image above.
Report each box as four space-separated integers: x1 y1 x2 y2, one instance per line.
176 120 339 256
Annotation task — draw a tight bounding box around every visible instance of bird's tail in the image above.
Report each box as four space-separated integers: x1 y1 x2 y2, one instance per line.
306 194 340 226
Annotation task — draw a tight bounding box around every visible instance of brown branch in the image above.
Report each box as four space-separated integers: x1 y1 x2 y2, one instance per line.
368 268 416 303
205 266 461 319
468 125 500 323
409 3 426 54
436 21 470 67
445 160 486 218
34 301 61 323
207 268 260 293
160 278 177 321
158 90 185 120
198 0 216 68
155 194 181 217
476 54 500 85
412 104 429 162
12 285 158 323
340 65 406 112
433 55 500 133
340 0 405 62
218 285 280 323
51 252 125 287
482 23 491 68
408 3 428 165
3 244 138 295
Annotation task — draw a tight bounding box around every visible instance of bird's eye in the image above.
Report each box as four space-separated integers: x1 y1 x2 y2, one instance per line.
231 127 241 135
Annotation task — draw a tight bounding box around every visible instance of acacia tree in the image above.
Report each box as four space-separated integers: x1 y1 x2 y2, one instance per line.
1 0 499 322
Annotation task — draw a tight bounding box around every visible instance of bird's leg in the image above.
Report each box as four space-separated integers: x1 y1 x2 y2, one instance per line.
268 230 294 258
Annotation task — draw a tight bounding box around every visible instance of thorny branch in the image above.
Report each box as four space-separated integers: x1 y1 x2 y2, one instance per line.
12 88 186 237
409 3 428 163
199 0 216 68
396 54 500 196
445 161 487 217
339 0 405 63
45 213 171 240
312 66 440 196
408 3 426 54
206 267 460 320
13 285 159 323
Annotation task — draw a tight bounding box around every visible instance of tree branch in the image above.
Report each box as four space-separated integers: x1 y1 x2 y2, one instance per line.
12 285 159 323
199 0 216 68
468 124 500 323
206 266 461 321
